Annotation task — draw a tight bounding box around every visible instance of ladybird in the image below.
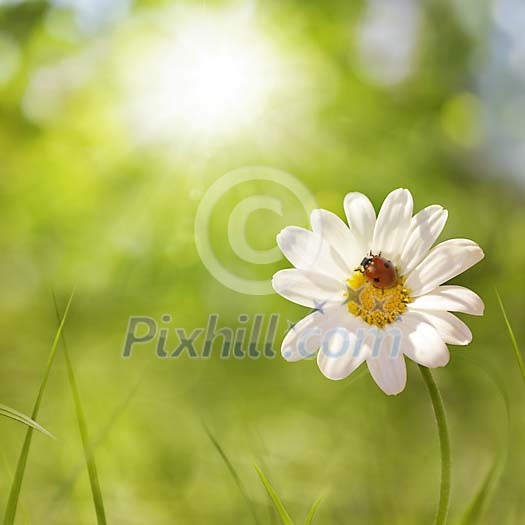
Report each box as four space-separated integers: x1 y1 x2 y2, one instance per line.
360 253 398 289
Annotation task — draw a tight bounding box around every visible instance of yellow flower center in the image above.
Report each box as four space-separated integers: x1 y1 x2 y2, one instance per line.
344 270 411 328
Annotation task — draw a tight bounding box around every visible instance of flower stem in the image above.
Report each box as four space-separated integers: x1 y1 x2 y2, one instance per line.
419 365 451 525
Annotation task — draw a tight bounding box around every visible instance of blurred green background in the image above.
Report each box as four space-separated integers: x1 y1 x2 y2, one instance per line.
1 0 524 523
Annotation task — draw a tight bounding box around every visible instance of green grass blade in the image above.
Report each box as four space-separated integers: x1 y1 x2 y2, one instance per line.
495 289 525 385
0 404 54 439
48 368 145 516
53 293 107 525
204 424 261 524
304 496 323 525
1 453 31 525
254 464 294 525
3 290 74 525
455 360 510 525
457 462 498 525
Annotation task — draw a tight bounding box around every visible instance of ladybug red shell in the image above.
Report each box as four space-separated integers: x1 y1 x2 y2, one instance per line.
360 254 398 289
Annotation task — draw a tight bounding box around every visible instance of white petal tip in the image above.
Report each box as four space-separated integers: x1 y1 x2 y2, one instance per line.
422 352 451 367
275 230 286 248
430 361 449 369
276 227 292 246
380 386 405 395
281 348 296 362
474 292 485 315
393 187 412 198
450 337 473 346
474 244 485 258
271 271 285 293
466 241 485 260
476 303 485 316
319 370 346 381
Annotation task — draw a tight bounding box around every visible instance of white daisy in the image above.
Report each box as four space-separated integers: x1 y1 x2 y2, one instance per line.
273 188 484 395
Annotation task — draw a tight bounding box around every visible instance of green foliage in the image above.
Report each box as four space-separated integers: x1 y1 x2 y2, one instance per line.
204 424 260 524
3 292 74 525
53 293 107 525
304 496 323 525
254 464 294 525
495 290 525 385
0 0 524 523
0 404 54 438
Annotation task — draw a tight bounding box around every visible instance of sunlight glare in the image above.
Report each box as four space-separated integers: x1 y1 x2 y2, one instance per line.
121 5 283 145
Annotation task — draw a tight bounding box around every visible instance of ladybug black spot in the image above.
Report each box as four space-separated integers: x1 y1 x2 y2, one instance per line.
384 262 390 268
373 277 380 282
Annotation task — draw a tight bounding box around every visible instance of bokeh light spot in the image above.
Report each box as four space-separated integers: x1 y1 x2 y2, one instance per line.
118 5 286 145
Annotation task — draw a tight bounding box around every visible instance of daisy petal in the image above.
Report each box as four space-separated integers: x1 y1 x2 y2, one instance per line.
310 209 362 270
366 340 407 395
282 307 348 362
397 313 450 366
272 269 345 309
408 285 484 316
277 226 346 279
398 205 448 274
343 192 376 255
405 239 484 297
371 188 413 262
317 316 369 379
410 310 472 346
